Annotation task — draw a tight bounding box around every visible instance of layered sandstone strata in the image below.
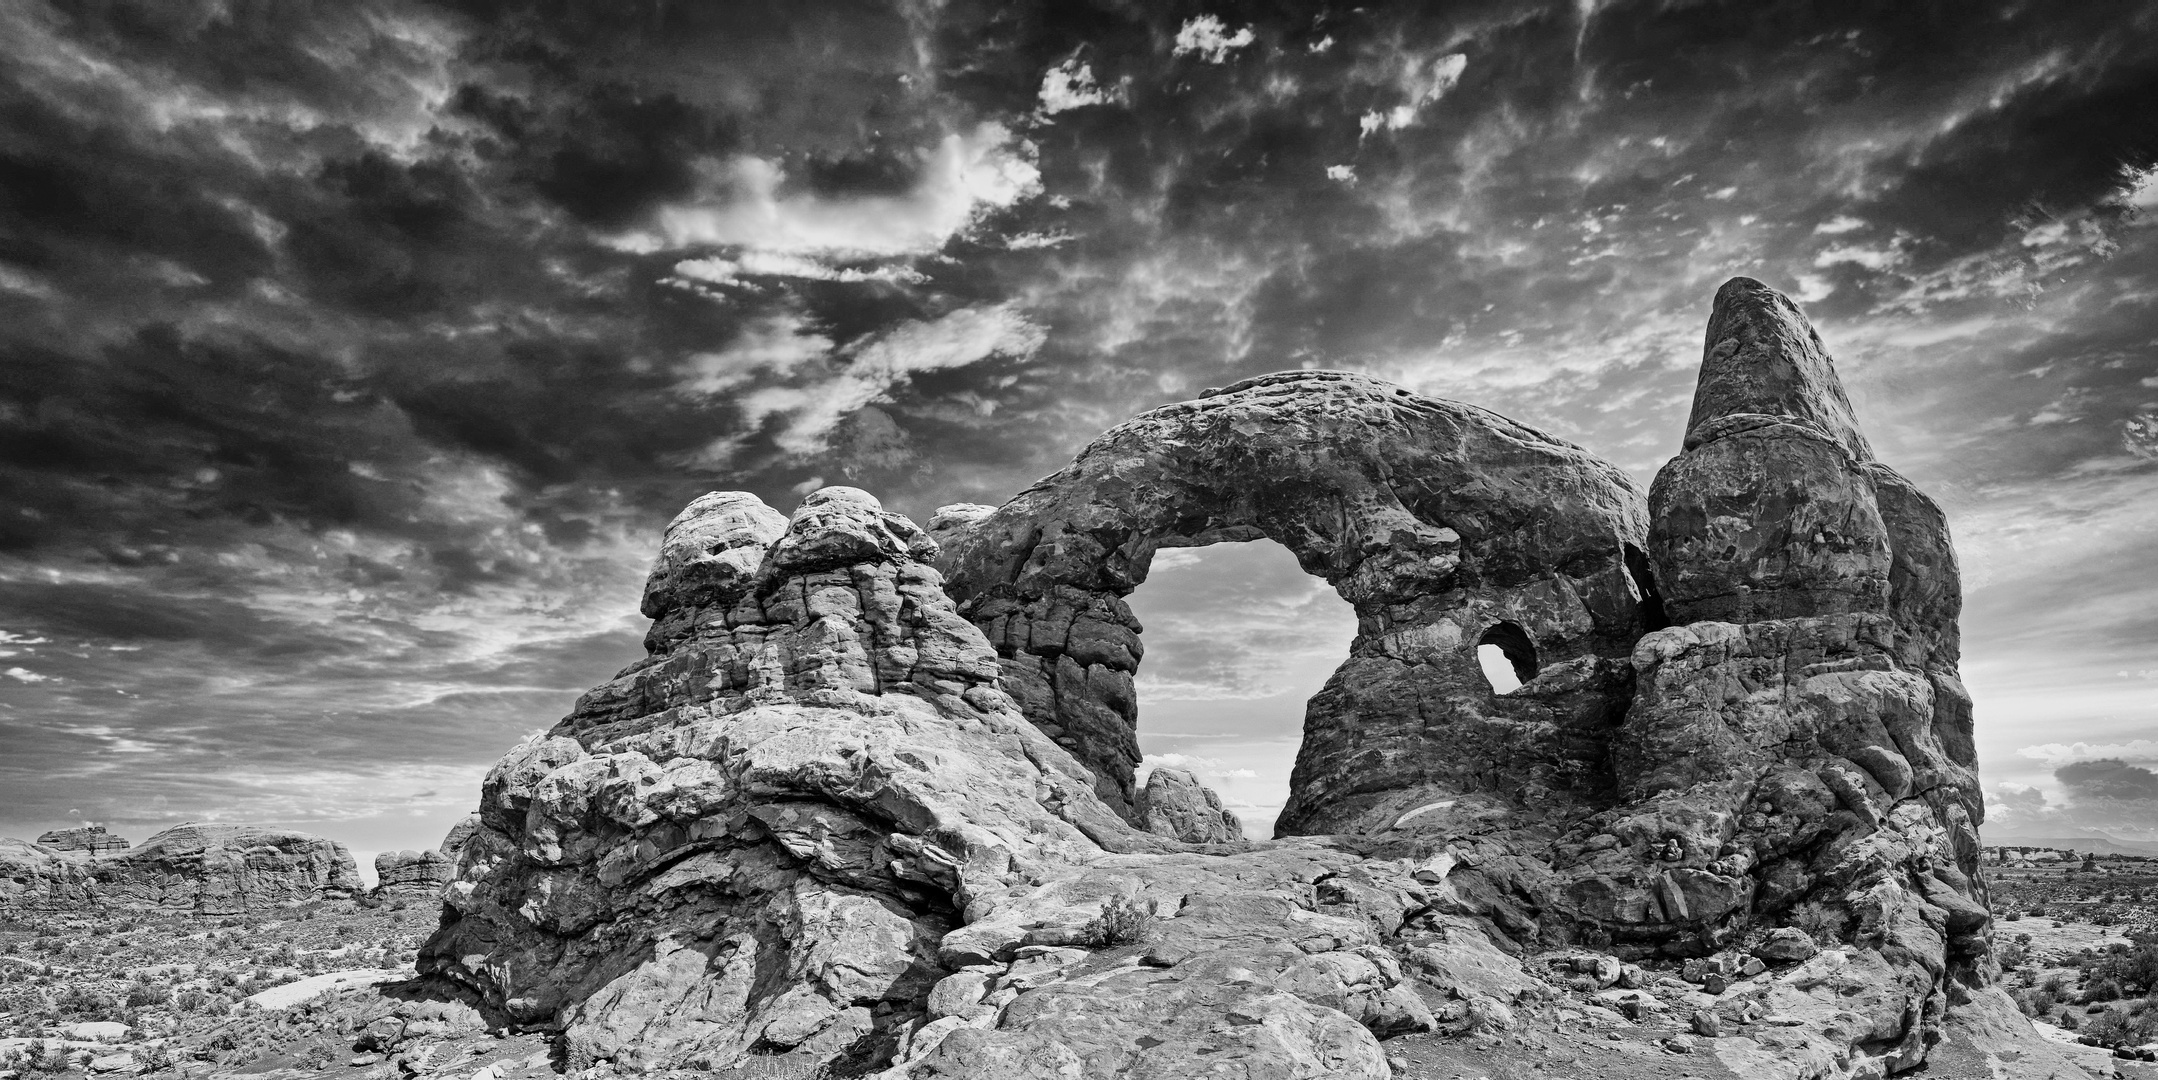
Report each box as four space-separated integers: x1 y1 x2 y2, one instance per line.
0 824 359 913
35 825 130 855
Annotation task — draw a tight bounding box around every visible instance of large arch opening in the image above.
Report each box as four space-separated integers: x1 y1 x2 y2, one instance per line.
930 370 1655 838
1122 540 1358 838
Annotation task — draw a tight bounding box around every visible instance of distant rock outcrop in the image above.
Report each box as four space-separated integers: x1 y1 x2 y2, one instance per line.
0 838 95 909
0 824 359 913
423 280 2006 1078
35 825 130 855
373 814 480 898
373 850 451 896
1134 766 1243 844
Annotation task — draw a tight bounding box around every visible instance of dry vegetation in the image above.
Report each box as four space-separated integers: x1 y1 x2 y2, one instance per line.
0 897 438 1076
1990 850 2158 1057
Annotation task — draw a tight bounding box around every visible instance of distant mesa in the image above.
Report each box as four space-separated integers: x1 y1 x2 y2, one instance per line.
34 824 130 855
0 822 359 914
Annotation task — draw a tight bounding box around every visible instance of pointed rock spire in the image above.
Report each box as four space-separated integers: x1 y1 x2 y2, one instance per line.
1686 277 1872 460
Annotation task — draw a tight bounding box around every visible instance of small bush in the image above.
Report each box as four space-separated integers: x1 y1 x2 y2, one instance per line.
126 981 172 1008
134 1043 176 1072
55 983 117 1021
24 1039 68 1074
2016 986 2059 1017
1080 895 1156 948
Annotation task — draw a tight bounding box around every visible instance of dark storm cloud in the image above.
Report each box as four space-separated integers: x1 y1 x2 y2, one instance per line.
5 0 2158 847
2059 759 2158 803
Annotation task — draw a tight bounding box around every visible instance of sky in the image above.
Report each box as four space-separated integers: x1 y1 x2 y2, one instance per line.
4 0 2158 866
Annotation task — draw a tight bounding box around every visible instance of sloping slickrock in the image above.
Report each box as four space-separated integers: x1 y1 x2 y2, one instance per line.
34 826 130 855
933 370 1654 836
1133 766 1242 843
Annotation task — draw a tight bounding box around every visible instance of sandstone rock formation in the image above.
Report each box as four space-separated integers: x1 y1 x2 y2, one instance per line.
0 837 95 909
425 279 2001 1078
1133 766 1242 844
374 851 451 898
374 814 480 898
0 824 359 913
35 825 130 855
931 370 1654 835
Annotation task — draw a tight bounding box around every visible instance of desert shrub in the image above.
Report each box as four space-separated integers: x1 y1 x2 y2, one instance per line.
2082 1006 2153 1046
1080 895 1156 948
1463 997 1514 1034
1998 940 2030 969
24 1039 68 1073
2084 977 2126 1004
2090 942 2158 996
133 1042 175 1072
2017 986 2059 1017
55 983 117 1020
2006 911 2023 922
126 981 172 1008
2058 1010 2080 1031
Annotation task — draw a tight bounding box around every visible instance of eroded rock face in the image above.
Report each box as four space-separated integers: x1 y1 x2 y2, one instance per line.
1543 276 1986 1070
932 371 1655 836
35 825 130 855
0 838 96 909
99 824 362 913
421 486 1144 1070
427 278 1992 1078
1134 767 1243 844
0 825 359 913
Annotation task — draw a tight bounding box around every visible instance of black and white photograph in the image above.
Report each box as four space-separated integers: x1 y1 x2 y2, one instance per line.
2 1 2158 1076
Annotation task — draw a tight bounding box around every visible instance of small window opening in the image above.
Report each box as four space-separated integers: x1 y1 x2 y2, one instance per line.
1477 621 1538 695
